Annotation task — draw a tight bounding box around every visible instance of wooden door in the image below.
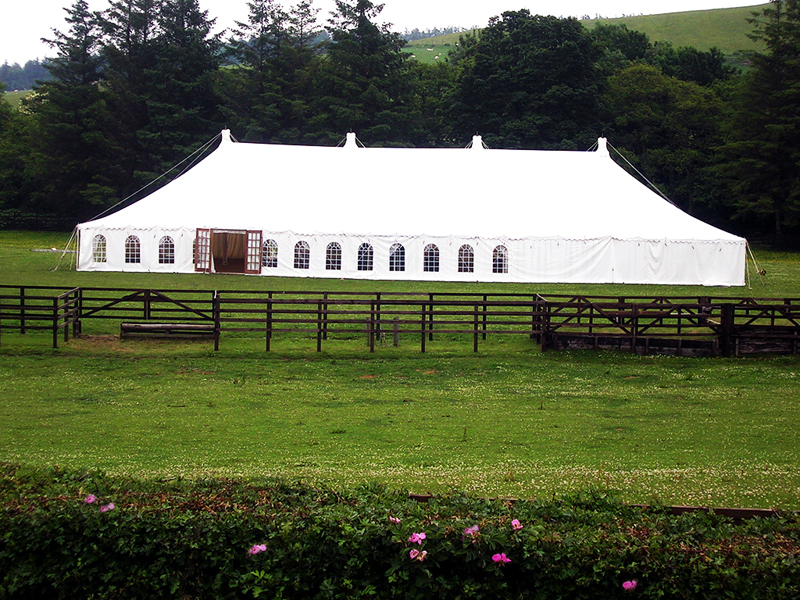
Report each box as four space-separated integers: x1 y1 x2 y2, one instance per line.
195 229 212 272
245 230 262 274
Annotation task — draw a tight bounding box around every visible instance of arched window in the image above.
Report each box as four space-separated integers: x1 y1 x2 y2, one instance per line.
294 241 310 269
458 244 474 273
158 236 175 264
389 243 405 272
262 239 278 268
125 236 141 264
357 243 373 271
493 245 509 274
326 242 342 271
423 244 439 273
92 235 106 263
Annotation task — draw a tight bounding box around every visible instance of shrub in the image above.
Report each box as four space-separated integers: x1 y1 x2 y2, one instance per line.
0 464 798 599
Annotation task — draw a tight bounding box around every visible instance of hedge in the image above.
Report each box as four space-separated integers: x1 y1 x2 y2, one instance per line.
1 463 798 599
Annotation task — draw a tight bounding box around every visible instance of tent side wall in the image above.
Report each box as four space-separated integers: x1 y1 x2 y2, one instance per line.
77 226 747 286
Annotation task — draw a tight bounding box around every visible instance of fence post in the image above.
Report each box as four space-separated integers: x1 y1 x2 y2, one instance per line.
322 293 329 341
213 291 221 351
144 289 151 320
420 303 426 353
369 301 376 354
428 293 434 341
265 295 272 352
62 295 69 344
393 317 400 347
52 297 59 349
317 301 323 352
20 286 26 334
473 303 480 353
73 289 82 337
630 305 638 353
482 294 488 340
375 293 382 341
720 304 735 358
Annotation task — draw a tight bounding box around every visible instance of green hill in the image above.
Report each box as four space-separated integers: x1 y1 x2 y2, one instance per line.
587 3 769 53
404 3 770 63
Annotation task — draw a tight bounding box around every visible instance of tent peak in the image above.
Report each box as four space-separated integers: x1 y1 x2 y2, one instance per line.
220 129 234 146
469 135 487 150
344 132 360 149
596 137 610 158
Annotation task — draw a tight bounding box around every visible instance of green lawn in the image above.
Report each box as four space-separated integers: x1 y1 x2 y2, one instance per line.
1 230 799 509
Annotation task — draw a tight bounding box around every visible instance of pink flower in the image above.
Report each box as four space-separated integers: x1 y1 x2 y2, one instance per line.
511 519 522 531
84 494 96 504
248 544 267 555
409 549 419 560
410 549 427 561
99 503 115 513
389 516 401 524
492 553 511 564
463 524 480 538
408 532 426 545
623 580 638 591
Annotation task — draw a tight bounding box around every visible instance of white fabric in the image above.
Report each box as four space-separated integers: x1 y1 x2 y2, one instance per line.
77 131 746 285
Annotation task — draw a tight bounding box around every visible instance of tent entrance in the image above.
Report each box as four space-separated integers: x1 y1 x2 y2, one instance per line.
195 229 262 274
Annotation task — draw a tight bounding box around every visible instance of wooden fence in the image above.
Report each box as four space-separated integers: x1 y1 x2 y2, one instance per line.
1 285 799 356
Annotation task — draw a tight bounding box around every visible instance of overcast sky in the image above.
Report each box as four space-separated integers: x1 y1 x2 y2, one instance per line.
1 0 764 66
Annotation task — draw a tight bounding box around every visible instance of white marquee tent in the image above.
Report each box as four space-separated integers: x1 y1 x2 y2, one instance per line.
76 131 746 286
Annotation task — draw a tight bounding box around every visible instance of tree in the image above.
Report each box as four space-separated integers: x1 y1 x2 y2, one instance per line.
604 64 727 220
717 0 800 241
22 0 125 222
449 11 605 150
310 0 411 144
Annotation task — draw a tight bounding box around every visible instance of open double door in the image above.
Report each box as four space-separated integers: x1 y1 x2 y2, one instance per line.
195 229 262 274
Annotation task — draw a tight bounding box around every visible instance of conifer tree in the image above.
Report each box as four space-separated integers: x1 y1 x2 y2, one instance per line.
719 0 800 241
23 0 124 222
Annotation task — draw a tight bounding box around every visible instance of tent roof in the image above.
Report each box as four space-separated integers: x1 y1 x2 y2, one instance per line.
85 131 743 244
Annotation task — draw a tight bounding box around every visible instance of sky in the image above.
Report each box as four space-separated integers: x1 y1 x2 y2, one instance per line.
1 0 765 66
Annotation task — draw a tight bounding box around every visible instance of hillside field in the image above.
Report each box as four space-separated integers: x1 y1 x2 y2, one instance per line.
403 3 770 64
0 231 799 509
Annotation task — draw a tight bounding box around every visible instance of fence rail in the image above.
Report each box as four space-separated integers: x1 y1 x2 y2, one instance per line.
1 285 799 356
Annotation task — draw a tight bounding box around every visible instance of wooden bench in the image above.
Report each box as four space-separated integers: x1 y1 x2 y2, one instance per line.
120 322 215 339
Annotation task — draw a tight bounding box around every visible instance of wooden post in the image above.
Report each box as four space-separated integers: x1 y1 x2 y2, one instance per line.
63 295 69 343
213 291 221 351
473 303 479 353
720 304 735 358
52 297 59 349
369 302 376 354
428 293 434 341
322 293 329 340
420 303 426 353
144 289 151 320
20 286 26 334
630 305 638 353
317 301 323 352
265 296 272 352
482 294 488 340
393 317 399 347
375 293 382 342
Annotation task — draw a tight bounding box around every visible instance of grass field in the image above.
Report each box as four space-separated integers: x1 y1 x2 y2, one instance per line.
1 231 799 509
403 4 770 64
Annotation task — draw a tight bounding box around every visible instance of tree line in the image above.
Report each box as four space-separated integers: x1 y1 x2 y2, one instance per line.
0 0 798 244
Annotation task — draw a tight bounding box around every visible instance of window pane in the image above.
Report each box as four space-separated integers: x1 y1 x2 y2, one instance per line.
159 236 175 264
92 235 106 263
262 239 278 268
125 236 140 264
389 243 405 272
493 245 508 274
458 245 474 273
423 244 439 273
326 242 342 271
294 241 310 269
357 243 373 271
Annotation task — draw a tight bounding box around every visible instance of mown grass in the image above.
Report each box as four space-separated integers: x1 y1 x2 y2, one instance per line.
1 231 800 509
